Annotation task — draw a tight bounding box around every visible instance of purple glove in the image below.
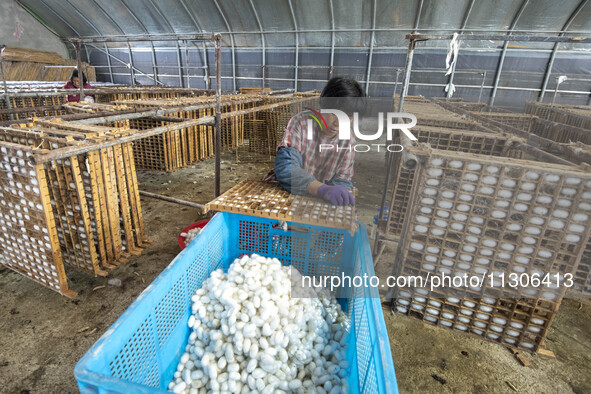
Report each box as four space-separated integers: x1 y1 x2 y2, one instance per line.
317 185 356 206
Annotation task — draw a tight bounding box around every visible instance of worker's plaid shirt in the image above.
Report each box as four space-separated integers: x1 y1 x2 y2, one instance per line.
278 110 355 183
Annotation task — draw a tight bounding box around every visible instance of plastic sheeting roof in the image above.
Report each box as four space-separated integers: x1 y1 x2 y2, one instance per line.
17 0 591 50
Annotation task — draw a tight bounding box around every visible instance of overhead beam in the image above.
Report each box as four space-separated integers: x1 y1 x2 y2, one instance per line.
249 0 267 89
287 0 300 92
212 0 237 91
364 0 377 95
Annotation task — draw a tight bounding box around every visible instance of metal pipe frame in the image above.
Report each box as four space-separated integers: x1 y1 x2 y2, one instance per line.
86 44 164 85
127 42 136 86
104 44 114 83
212 0 237 91
75 41 85 101
287 0 300 91
248 0 266 90
176 41 184 88
405 33 591 44
489 0 530 106
539 0 588 101
328 0 335 79
176 0 209 90
0 46 14 121
215 35 222 197
78 27 591 38
364 0 377 95
71 34 217 43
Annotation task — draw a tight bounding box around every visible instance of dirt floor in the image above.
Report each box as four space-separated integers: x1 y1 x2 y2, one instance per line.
0 149 590 393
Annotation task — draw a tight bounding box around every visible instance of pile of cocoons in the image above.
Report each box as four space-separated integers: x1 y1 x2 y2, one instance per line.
168 254 351 394
181 227 203 247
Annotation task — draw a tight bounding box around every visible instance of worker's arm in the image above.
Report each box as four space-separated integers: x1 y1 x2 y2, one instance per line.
274 147 317 195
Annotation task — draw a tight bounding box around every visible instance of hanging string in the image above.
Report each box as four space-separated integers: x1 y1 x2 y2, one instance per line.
444 32 459 96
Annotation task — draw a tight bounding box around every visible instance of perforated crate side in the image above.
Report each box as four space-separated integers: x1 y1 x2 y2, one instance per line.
75 212 398 393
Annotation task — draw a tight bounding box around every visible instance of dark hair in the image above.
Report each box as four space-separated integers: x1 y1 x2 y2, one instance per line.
70 69 87 85
319 77 366 114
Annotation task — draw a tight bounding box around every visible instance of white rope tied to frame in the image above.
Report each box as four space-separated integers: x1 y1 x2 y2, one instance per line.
444 32 459 96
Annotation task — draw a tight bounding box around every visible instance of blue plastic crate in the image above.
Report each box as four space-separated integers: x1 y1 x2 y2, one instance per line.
75 212 397 393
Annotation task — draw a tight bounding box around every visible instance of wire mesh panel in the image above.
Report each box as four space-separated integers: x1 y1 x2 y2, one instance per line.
391 148 591 352
0 121 148 295
525 102 591 130
529 118 591 145
385 129 514 237
474 113 537 132
206 180 357 232
0 141 75 297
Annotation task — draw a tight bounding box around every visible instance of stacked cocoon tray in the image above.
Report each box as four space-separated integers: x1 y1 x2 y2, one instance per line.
168 254 351 394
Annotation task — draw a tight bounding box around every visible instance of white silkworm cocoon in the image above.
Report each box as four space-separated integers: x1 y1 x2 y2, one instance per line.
524 227 541 235
434 219 448 228
504 338 516 344
424 188 437 196
459 194 473 202
486 166 499 174
462 184 476 192
482 239 497 248
168 254 351 393
507 223 522 231
449 160 463 168
480 249 493 256
467 163 481 171
415 225 428 233
411 242 424 251
451 223 464 231
421 207 433 214
431 158 444 166
498 190 512 199
482 176 497 185
441 259 454 267
569 224 585 233
515 256 530 265
525 171 539 180
579 202 591 211
480 187 494 195
457 204 470 212
455 324 468 331
553 210 569 218
502 179 516 188
464 173 479 182
447 297 460 304
520 182 535 191
549 220 564 229
544 174 559 182
431 228 445 236
438 201 453 209
529 217 544 225
422 198 435 205
557 199 571 208
428 168 443 177
534 206 548 216
463 301 476 308
442 312 455 320
561 188 576 196
574 213 589 222
537 195 552 204
514 203 529 212
458 263 471 270
441 191 455 199
491 210 506 219
426 179 440 186
443 250 456 258
425 255 438 263
474 321 486 329
416 216 430 224
427 246 440 254
517 193 532 201
523 237 536 245
566 234 580 243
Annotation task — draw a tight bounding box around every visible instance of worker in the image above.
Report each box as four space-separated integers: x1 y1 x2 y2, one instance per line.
266 77 365 206
64 69 94 103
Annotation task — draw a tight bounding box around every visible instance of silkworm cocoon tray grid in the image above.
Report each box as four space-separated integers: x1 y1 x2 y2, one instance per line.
395 150 591 351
